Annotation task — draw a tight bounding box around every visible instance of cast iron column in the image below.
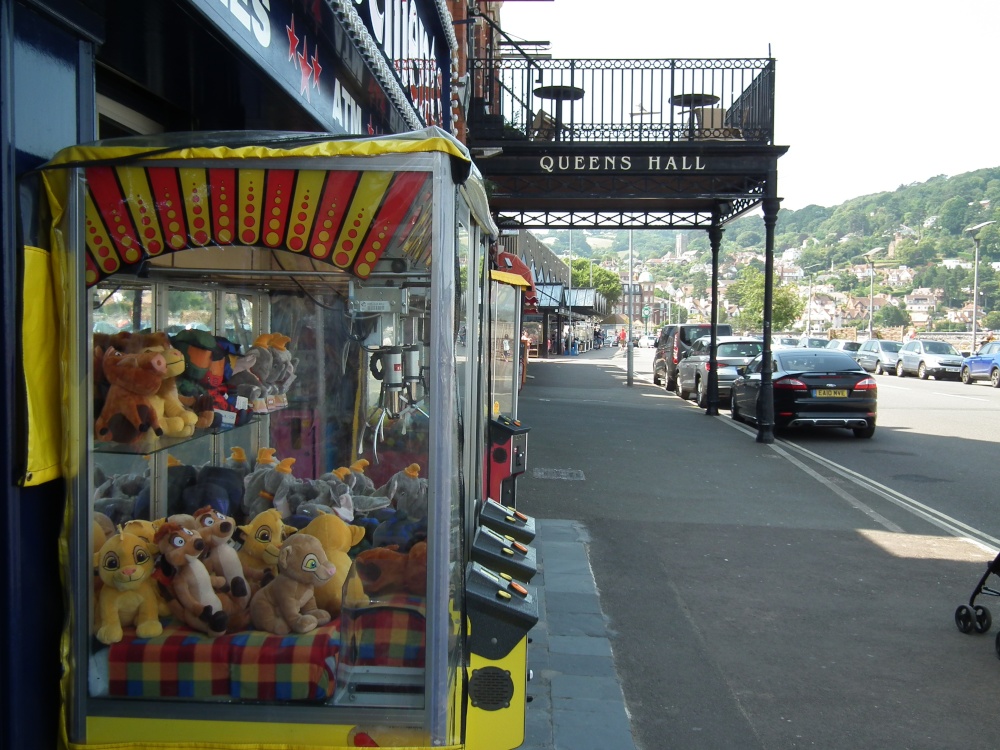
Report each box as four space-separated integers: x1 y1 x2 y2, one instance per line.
756 196 781 443
706 219 723 415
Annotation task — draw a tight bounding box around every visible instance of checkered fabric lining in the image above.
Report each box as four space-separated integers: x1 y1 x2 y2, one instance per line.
105 597 426 700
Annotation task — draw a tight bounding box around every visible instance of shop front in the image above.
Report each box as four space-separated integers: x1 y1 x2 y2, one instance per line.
1 2 464 749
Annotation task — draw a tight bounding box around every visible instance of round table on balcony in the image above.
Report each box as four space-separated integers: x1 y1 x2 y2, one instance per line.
669 93 721 139
533 85 586 140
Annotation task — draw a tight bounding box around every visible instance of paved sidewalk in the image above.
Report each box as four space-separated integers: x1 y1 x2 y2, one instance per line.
521 520 637 750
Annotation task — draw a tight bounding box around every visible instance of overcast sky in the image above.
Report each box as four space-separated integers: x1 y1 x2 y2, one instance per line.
497 0 1000 211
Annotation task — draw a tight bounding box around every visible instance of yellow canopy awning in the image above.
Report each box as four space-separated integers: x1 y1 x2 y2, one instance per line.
491 270 531 287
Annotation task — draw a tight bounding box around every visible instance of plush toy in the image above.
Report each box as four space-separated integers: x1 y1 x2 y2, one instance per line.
225 446 251 478
171 329 224 428
254 447 279 469
299 514 367 616
372 512 427 549
228 335 274 413
373 463 428 520
114 331 200 438
153 521 229 636
93 471 149 526
94 527 164 644
194 506 250 608
249 533 336 635
180 465 244 520
352 541 427 598
335 459 377 497
94 347 167 445
235 508 297 586
243 457 298 519
219 340 266 413
267 333 297 408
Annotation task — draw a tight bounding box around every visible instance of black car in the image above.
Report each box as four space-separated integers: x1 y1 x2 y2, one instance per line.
653 323 733 391
730 349 877 438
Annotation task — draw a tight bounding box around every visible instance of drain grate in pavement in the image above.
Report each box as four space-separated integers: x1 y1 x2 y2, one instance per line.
532 467 586 481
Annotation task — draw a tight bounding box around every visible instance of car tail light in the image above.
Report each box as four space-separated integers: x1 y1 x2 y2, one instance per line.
773 377 808 390
703 362 715 372
672 340 679 364
853 377 877 391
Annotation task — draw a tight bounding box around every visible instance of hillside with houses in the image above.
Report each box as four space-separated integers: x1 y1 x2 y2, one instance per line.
544 166 1000 337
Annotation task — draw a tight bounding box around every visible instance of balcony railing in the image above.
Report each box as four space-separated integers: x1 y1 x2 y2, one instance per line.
467 57 775 145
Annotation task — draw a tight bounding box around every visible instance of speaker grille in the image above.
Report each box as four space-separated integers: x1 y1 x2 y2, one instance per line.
469 666 514 710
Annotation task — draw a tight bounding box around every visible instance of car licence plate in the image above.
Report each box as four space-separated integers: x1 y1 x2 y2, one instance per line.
815 389 848 398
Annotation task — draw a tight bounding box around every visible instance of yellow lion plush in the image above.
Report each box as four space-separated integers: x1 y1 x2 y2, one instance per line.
94 527 163 644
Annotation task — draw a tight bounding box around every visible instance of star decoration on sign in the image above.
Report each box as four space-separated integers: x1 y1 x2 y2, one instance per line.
286 17 299 62
311 49 322 90
298 37 313 100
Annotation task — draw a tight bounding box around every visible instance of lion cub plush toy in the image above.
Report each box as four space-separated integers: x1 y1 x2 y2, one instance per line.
94 527 164 645
250 533 336 635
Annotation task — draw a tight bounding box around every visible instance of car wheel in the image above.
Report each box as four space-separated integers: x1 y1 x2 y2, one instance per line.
665 372 676 393
874 361 884 375
992 369 1000 389
962 366 974 385
676 375 691 400
697 378 709 408
730 398 742 422
896 360 906 377
652 368 661 386
853 422 876 439
917 362 928 379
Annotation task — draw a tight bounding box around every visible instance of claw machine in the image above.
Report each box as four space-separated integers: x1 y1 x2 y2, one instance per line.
30 128 537 749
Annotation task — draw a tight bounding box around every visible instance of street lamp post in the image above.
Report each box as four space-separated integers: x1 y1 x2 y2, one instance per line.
863 248 884 339
803 263 822 335
965 221 996 352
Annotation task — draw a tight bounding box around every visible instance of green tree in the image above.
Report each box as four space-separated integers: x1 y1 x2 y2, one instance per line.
726 267 803 332
981 311 1000 330
873 303 911 327
569 258 622 305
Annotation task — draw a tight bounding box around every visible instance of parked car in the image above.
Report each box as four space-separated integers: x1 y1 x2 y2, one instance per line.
638 334 657 348
675 336 764 407
654 323 733 391
826 339 862 353
855 339 902 375
772 335 800 349
960 340 1000 386
651 325 677 386
896 339 963 380
796 336 831 349
731 349 877 438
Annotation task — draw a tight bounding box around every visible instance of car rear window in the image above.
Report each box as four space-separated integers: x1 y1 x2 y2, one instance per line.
880 341 902 352
777 352 862 372
680 326 712 344
718 342 762 357
924 341 959 355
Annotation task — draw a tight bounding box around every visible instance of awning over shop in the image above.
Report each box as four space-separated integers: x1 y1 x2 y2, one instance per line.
534 283 564 311
495 251 538 311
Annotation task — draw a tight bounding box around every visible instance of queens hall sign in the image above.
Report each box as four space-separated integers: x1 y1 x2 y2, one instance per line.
539 154 707 173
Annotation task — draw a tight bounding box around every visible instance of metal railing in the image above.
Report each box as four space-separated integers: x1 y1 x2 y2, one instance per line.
467 57 775 145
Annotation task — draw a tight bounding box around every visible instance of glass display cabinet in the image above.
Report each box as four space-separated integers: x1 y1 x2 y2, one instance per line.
33 129 537 750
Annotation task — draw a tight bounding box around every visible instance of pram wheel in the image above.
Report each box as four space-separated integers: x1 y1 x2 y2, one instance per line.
956 605 976 633
975 605 992 634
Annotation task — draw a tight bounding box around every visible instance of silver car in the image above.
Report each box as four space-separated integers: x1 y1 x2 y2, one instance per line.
855 339 902 375
896 339 963 380
676 336 764 407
